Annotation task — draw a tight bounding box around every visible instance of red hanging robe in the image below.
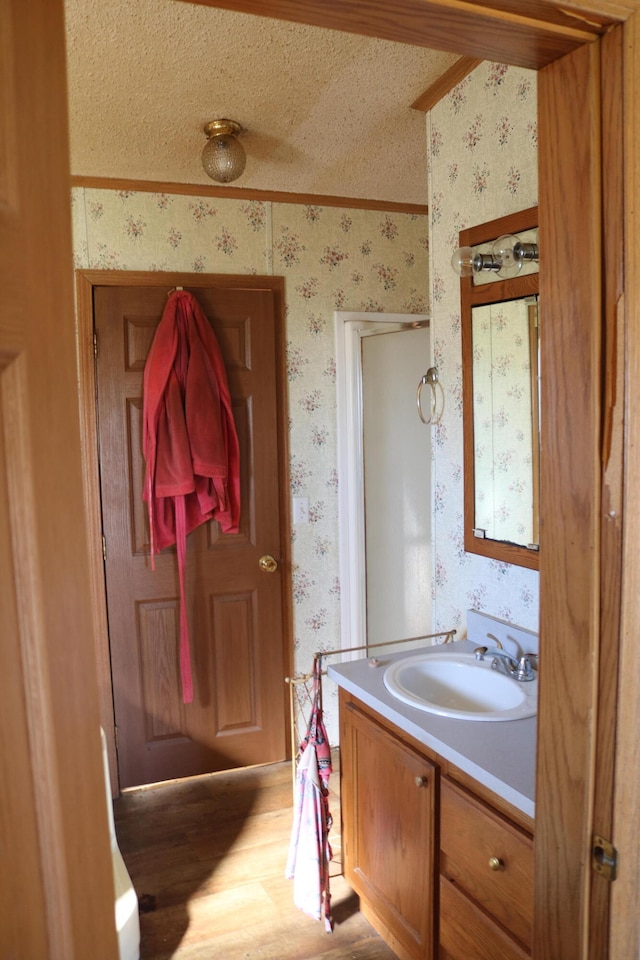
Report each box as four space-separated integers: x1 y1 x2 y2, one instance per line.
142 290 240 703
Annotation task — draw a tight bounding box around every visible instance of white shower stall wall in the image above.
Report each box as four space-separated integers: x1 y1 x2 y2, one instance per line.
362 324 432 651
335 312 433 658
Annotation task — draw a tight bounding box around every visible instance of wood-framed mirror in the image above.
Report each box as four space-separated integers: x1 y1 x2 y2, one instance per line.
460 206 540 570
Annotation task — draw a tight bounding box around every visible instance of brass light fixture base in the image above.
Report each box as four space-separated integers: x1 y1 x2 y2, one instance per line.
203 119 243 139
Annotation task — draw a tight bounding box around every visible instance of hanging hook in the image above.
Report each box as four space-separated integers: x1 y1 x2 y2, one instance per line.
417 367 444 425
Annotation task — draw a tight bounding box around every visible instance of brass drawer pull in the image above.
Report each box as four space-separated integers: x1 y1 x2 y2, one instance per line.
415 775 429 788
489 857 504 872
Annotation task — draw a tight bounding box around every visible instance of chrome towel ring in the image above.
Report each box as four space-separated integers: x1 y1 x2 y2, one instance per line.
417 366 444 425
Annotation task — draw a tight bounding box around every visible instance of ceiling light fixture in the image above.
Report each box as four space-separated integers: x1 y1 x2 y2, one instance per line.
201 119 246 184
451 232 539 279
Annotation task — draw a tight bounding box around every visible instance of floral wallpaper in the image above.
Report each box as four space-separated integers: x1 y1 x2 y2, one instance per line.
71 188 430 741
427 61 540 637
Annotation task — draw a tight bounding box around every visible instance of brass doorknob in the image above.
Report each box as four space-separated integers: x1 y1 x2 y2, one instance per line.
489 857 504 872
415 775 428 788
259 555 278 574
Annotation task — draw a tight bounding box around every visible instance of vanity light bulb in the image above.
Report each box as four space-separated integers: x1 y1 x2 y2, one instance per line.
451 246 475 277
492 234 523 279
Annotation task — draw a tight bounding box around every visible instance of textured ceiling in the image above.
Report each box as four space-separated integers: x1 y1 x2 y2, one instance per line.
64 0 460 205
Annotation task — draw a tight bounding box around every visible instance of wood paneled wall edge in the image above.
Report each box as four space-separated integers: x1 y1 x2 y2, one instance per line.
69 176 428 215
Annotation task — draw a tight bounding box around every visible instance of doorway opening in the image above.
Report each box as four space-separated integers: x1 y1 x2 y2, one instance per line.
335 311 432 657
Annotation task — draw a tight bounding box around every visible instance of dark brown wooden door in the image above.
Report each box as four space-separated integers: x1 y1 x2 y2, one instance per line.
94 281 288 788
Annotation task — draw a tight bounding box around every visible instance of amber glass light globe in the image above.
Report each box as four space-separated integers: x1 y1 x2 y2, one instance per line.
202 120 246 183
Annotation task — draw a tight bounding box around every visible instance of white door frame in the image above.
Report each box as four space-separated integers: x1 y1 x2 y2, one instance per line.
334 311 430 655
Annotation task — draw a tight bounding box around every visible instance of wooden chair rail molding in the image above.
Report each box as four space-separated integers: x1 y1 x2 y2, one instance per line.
69 175 428 215
180 0 617 69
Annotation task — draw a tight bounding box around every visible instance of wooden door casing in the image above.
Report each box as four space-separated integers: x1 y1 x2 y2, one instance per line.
0 1 119 956
589 25 624 960
611 11 640 958
175 0 614 68
90 275 291 789
535 38 605 960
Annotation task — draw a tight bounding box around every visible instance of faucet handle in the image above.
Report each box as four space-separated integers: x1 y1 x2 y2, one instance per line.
515 654 537 682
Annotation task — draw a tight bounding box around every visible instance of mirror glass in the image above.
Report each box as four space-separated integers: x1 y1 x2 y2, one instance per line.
471 296 539 547
460 207 540 570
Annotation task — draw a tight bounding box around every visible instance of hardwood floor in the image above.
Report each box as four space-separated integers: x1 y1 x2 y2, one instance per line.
114 755 399 960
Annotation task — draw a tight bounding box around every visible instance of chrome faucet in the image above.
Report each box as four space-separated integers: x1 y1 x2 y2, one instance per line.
473 634 537 682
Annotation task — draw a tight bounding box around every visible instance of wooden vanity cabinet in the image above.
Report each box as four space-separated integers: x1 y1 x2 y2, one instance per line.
339 690 534 960
340 692 437 960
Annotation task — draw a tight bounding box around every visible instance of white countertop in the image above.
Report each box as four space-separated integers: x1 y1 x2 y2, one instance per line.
328 640 536 819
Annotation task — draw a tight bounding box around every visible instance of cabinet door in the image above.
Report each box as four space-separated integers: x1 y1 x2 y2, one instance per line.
340 694 436 960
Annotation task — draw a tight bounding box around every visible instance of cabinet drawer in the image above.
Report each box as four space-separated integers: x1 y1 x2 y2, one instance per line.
440 778 533 949
439 877 529 960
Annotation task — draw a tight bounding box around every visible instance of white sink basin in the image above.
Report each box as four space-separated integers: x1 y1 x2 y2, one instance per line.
383 650 537 721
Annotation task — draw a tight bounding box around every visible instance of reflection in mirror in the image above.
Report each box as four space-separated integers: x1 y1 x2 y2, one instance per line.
472 296 539 547
460 206 540 571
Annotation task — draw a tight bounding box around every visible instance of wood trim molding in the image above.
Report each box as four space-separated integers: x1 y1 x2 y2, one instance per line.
589 24 624 960
74 273 118 793
411 57 482 112
459 207 540 572
180 0 609 70
549 0 637 20
610 9 640 959
535 38 603 960
70 175 429 215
